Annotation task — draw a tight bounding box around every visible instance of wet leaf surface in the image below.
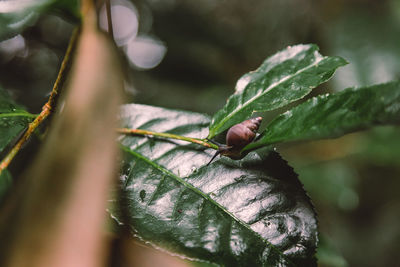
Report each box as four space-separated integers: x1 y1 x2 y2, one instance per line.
245 81 400 151
0 87 35 153
208 44 347 138
112 104 317 266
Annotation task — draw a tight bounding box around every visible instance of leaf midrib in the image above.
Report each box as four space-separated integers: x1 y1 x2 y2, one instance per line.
210 55 325 137
120 144 291 263
0 112 36 119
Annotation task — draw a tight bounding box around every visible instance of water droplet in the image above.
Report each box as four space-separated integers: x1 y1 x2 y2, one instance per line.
190 166 197 173
139 190 146 202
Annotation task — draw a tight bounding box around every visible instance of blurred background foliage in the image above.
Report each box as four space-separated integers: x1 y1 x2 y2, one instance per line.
1 0 399 266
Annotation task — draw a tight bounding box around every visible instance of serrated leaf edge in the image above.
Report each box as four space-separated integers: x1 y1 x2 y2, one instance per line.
120 144 294 264
208 52 345 138
243 80 400 152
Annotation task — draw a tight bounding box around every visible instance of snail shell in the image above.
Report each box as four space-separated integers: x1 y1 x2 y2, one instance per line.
220 116 262 159
226 117 262 149
207 117 262 165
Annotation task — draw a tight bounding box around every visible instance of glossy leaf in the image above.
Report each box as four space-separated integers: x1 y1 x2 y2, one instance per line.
0 87 35 153
245 81 400 152
0 0 79 41
112 104 318 266
208 44 347 138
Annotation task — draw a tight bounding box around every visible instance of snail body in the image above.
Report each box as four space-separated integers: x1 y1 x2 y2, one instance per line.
207 117 262 164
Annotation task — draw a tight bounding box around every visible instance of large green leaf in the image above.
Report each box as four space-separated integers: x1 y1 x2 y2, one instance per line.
112 104 317 266
0 0 79 41
208 44 347 138
244 81 400 152
0 87 35 153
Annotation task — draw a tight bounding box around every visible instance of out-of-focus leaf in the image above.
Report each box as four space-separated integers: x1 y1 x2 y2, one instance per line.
295 161 359 211
245 81 400 152
0 87 35 153
317 235 348 267
50 0 80 19
208 44 347 138
112 104 318 266
0 0 79 41
327 11 400 89
357 126 400 165
0 15 123 266
0 169 12 203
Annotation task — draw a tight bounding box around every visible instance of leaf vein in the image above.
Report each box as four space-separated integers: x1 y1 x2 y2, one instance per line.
120 144 290 261
145 173 167 206
0 112 36 119
213 56 325 133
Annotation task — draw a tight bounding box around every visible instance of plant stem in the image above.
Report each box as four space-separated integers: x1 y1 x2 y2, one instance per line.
0 28 80 174
116 128 219 150
105 0 114 39
48 28 80 109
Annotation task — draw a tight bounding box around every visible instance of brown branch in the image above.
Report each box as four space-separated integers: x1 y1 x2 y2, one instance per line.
105 0 114 39
0 28 80 174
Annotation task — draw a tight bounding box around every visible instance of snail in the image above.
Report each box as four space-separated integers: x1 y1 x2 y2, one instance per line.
207 117 262 165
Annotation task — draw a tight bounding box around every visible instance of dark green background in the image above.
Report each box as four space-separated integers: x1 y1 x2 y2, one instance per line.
1 0 399 266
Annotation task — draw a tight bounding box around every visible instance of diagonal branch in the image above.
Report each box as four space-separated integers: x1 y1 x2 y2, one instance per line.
0 28 80 174
105 0 114 39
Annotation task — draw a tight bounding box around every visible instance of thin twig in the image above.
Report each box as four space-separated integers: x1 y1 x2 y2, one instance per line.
0 28 80 174
116 128 219 150
105 0 114 39
48 28 80 110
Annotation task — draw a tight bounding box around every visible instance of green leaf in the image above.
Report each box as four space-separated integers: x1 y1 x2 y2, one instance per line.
208 44 347 138
245 81 400 152
0 0 79 41
317 235 348 267
0 87 35 153
112 104 318 266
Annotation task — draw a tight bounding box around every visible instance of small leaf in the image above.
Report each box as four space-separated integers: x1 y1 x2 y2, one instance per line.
244 81 400 152
208 45 347 139
112 104 318 266
0 87 35 153
208 44 347 139
0 0 79 41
